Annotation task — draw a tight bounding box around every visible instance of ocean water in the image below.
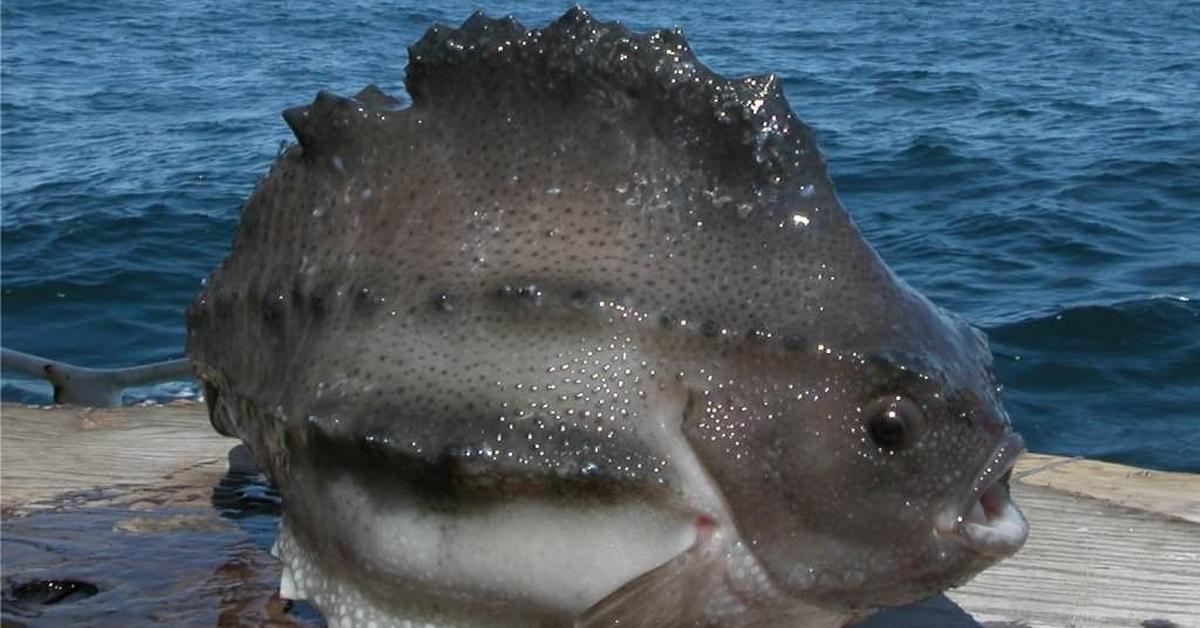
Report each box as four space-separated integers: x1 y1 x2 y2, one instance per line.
2 0 1198 471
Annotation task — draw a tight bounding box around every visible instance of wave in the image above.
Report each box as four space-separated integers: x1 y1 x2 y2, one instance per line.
986 297 1199 472
988 295 1196 353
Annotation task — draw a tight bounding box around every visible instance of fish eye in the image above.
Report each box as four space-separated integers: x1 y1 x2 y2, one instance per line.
866 396 922 451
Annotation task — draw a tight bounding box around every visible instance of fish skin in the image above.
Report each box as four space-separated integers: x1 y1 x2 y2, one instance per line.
188 7 1026 626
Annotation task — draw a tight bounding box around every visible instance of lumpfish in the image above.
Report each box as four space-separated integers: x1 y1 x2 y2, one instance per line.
187 8 1029 627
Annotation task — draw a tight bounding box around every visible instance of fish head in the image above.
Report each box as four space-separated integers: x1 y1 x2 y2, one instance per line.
685 264 1029 609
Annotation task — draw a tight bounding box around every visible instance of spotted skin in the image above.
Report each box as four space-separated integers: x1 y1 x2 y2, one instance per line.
188 7 1025 626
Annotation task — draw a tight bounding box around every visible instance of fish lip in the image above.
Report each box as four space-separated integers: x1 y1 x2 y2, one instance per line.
934 432 1029 558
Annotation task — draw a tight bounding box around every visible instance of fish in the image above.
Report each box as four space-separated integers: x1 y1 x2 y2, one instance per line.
186 7 1029 627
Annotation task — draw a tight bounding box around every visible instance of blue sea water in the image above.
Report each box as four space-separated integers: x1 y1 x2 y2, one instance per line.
2 0 1198 471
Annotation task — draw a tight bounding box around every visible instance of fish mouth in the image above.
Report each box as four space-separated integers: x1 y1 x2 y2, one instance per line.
935 432 1029 558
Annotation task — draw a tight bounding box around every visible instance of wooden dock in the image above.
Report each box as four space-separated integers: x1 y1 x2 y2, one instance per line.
2 403 1197 627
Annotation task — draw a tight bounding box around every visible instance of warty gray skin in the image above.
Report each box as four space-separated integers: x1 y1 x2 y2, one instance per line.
187 8 1029 627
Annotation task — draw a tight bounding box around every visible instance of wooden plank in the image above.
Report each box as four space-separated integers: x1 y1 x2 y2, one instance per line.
940 453 1200 627
1014 453 1200 524
0 402 234 514
945 482 1199 627
0 403 308 625
2 403 1197 627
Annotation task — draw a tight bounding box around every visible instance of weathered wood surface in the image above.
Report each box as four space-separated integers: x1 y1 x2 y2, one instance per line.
2 403 1197 627
1 402 233 514
942 454 1200 628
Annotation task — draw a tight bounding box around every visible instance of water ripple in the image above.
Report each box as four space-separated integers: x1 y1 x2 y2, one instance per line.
2 0 1198 470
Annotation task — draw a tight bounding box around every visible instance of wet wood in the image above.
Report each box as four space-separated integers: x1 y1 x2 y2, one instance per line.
1 402 307 626
1 502 310 626
2 403 1197 627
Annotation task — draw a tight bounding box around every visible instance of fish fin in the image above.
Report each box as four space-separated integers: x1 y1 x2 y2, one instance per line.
403 7 821 192
577 514 856 628
576 517 722 628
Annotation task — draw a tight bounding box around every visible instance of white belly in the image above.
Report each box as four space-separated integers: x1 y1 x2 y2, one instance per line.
274 475 698 627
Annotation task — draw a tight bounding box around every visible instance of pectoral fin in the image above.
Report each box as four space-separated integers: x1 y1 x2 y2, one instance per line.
576 517 722 628
577 516 856 628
